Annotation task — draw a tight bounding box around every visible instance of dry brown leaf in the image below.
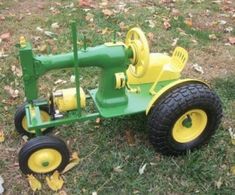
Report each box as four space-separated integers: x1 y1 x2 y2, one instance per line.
231 166 235 175
85 13 94 22
171 8 180 16
4 86 19 98
0 130 5 143
125 129 135 146
184 18 193 27
113 166 123 173
164 20 171 30
51 22 59 29
102 9 113 17
0 32 10 42
95 117 101 124
119 22 127 31
58 190 68 195
79 0 94 8
46 171 64 191
11 65 22 77
139 163 147 175
215 177 222 189
0 15 5 21
228 37 235 44
147 32 154 42
209 34 217 40
62 152 80 174
27 175 42 192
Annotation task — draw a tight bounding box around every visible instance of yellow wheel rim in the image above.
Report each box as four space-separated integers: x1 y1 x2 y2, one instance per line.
28 148 62 173
125 27 149 78
172 109 208 143
22 111 50 133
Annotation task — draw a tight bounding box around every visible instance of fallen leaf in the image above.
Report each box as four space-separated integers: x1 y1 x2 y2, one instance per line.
228 127 235 145
228 37 235 44
215 177 222 189
209 34 217 40
0 32 10 42
171 8 180 16
0 176 4 194
22 135 29 142
62 152 80 174
27 175 42 192
184 18 193 27
36 27 44 32
70 75 75 83
0 49 8 59
85 13 94 22
38 44 48 53
219 20 227 25
192 63 204 74
102 9 113 17
147 32 154 42
119 22 127 31
79 0 94 8
0 15 5 21
0 131 5 143
58 190 68 195
231 166 235 175
54 79 67 85
163 20 171 30
46 171 64 191
95 117 101 124
139 163 147 175
113 166 123 173
4 86 19 98
125 129 135 146
11 65 22 77
147 20 155 28
44 31 56 38
51 22 60 29
224 27 233 33
171 38 179 46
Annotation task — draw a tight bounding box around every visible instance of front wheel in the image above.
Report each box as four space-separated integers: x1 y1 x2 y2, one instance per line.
14 103 53 136
147 83 222 156
19 136 70 174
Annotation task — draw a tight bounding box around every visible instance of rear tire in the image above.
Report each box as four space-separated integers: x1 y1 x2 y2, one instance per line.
147 83 222 156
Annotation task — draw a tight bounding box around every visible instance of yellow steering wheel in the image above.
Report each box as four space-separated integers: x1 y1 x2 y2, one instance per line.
125 27 150 78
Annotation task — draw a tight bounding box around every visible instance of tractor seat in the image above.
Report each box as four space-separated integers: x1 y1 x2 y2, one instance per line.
127 47 188 85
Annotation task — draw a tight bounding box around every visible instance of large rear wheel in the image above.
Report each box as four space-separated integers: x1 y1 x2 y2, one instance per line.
147 83 222 155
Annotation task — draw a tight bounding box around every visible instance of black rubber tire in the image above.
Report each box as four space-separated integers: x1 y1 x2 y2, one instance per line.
14 103 53 136
147 83 223 156
19 136 70 174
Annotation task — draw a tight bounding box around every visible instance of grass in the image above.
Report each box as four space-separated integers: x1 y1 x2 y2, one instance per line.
0 0 235 194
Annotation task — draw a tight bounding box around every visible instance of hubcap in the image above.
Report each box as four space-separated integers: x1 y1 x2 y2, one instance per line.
28 148 62 173
172 109 208 143
22 110 50 133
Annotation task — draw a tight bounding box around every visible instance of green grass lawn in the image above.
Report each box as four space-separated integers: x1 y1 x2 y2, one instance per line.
0 0 234 194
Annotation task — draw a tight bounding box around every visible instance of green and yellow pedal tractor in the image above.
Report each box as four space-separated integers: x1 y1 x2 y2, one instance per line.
15 22 222 174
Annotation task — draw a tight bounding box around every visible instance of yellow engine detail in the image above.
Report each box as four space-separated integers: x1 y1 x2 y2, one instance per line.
53 87 86 112
115 72 126 89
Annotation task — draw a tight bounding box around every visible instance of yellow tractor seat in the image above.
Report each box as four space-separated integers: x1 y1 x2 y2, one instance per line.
127 47 188 85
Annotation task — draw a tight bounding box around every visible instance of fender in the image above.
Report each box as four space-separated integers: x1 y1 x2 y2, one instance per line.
145 79 210 115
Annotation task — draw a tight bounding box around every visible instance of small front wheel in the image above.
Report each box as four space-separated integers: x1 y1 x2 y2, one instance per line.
14 103 53 136
147 83 222 155
19 136 70 174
